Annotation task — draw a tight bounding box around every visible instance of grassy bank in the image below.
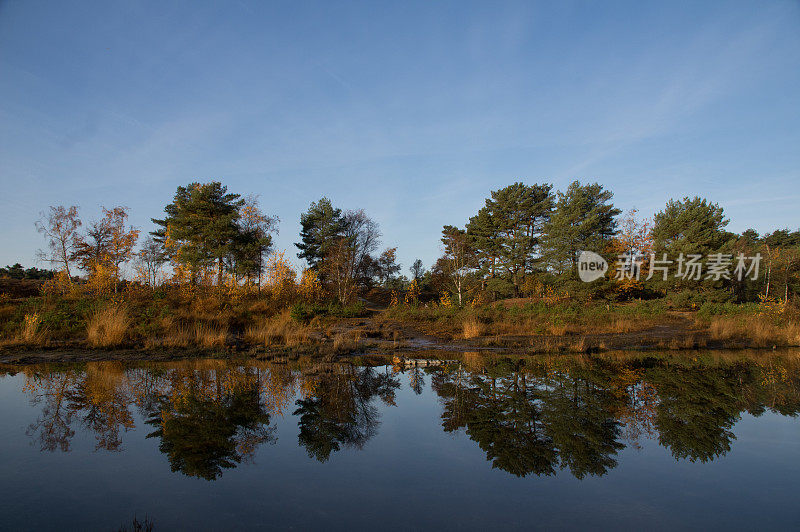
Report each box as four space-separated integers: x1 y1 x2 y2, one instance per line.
1 284 799 357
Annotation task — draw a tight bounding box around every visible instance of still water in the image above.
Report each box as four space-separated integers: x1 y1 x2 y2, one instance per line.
0 352 798 531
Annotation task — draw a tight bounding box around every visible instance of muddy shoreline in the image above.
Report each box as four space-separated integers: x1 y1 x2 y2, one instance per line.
0 328 787 365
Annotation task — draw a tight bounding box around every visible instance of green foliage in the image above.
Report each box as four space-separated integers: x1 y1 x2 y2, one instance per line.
665 289 735 310
0 263 56 280
290 300 367 322
385 299 667 333
466 182 554 297
295 197 344 269
152 182 245 281
540 181 620 282
653 196 730 257
652 197 735 293
696 301 761 320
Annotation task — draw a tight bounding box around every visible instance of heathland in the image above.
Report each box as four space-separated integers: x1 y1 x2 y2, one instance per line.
1 180 798 362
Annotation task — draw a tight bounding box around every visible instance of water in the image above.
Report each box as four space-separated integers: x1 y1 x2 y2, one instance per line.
0 352 798 531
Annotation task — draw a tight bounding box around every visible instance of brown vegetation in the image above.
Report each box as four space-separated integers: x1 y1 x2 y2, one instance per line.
87 305 130 347
462 318 484 339
707 316 800 347
245 310 310 347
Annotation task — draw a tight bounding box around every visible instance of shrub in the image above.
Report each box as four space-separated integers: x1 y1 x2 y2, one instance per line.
462 317 484 339
19 312 47 344
290 301 367 322
87 305 130 347
246 309 310 346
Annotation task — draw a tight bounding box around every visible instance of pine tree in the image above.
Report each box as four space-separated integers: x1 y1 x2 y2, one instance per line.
467 182 554 297
437 225 477 305
295 197 344 270
410 259 426 281
652 197 730 258
540 181 620 281
377 247 401 286
152 182 243 285
232 195 278 286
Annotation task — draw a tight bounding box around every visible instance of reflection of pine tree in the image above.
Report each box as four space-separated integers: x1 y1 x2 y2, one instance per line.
647 366 742 463
434 363 558 477
433 360 627 479
145 385 275 481
541 370 624 479
294 366 399 462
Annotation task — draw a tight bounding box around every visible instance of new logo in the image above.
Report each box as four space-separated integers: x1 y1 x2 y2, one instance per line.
577 251 608 282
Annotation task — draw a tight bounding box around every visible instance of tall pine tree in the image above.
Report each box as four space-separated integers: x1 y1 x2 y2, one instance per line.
540 181 620 283
152 182 244 284
295 197 344 270
467 182 553 297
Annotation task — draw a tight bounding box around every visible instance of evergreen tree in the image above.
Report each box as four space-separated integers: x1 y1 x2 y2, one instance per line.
467 182 553 297
410 258 426 281
152 182 243 284
231 195 278 286
377 247 401 286
651 197 733 293
540 181 620 282
652 197 730 258
467 183 553 296
295 197 344 270
436 225 477 305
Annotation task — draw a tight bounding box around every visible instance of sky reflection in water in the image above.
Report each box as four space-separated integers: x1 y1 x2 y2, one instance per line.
0 352 799 530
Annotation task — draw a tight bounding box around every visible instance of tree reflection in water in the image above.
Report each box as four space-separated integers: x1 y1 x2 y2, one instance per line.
8 352 800 480
426 352 800 477
294 365 400 462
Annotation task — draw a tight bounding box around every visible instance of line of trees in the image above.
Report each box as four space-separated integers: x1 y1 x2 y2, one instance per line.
31 179 799 305
431 181 799 304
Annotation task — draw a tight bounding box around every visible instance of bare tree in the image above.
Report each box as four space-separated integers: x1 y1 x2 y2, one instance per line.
323 210 381 303
36 206 82 278
136 236 167 287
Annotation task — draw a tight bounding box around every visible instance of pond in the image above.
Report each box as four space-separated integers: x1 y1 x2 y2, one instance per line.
0 352 799 530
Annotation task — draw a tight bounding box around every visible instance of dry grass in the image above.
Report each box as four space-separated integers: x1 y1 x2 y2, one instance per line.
481 315 654 337
572 336 588 352
18 312 48 344
159 319 227 348
245 310 310 347
604 318 638 334
463 318 484 339
707 316 800 347
193 322 227 348
87 305 130 347
331 329 364 352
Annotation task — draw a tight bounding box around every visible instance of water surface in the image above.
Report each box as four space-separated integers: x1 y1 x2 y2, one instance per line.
0 352 798 530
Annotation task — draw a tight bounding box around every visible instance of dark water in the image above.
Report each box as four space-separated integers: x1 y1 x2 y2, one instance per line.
0 352 799 531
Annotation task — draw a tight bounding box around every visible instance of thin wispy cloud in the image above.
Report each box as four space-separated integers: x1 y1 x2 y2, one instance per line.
0 1 797 269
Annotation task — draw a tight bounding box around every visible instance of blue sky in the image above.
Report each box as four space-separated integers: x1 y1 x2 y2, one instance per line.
1 0 798 274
